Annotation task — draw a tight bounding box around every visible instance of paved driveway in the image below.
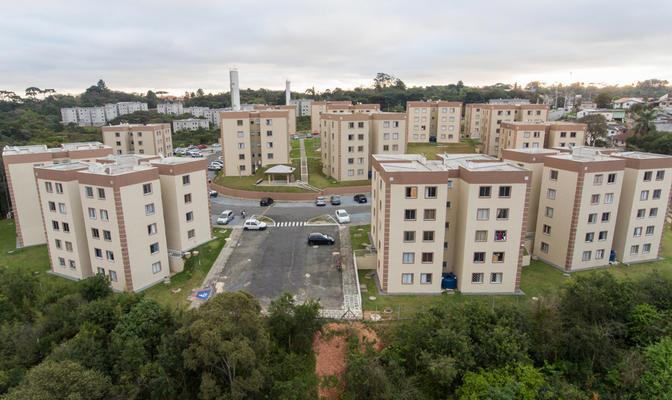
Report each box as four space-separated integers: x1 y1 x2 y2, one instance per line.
214 225 343 309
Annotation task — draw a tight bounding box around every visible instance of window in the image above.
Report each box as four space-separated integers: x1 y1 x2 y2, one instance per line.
48 201 56 212
62 222 70 232
494 230 507 241
643 243 651 253
266 130 272 136
591 194 600 205
182 175 190 185
403 231 415 242
656 170 665 181
103 230 111 241
472 273 484 283
421 252 434 263
420 273 432 284
69 260 76 269
402 273 413 284
404 209 416 220
640 190 649 200
477 209 489 220
447 181 453 188
91 228 100 238
55 239 62 249
348 158 354 165
238 143 245 149
148 223 157 235
143 183 152 195
650 208 658 217
499 186 511 198
152 261 162 274
550 170 559 180
644 171 653 181
633 227 643 237
239 154 245 160
109 270 118 282
94 248 103 258
491 273 503 283
607 173 616 183
358 133 364 140
425 186 437 198
543 224 551 235
475 230 487 242
637 209 646 218
357 146 364 152
348 169 354 176
45 182 53 192
541 242 549 253
547 189 556 200
100 209 108 221
604 193 614 204
586 232 595 242
596 249 605 260
545 207 554 218
106 250 115 261
265 119 272 126
594 174 603 185
55 183 63 193
588 213 597 223
58 257 65 266
188 229 195 239
383 145 389 151
402 253 415 264
423 209 436 220
479 186 491 198
496 208 509 219
85 186 93 198
601 212 610 222
405 186 417 198
631 245 639 255
97 188 105 199
582 251 591 261
150 243 159 254
446 201 451 208
236 119 243 126
422 231 434 241
473 252 485 262
186 211 194 221
599 231 608 241
646 225 655 235
145 203 155 215
653 189 661 199
492 252 504 262
184 193 192 203
266 142 273 149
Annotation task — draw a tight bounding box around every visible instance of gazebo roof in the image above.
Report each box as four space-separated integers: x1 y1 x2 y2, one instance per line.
264 165 295 174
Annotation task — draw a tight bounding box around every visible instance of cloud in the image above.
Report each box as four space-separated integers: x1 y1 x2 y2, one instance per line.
0 0 671 95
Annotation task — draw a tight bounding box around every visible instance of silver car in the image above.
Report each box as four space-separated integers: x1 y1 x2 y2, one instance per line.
216 210 234 225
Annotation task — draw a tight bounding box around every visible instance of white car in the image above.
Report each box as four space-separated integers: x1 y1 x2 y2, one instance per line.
335 209 350 223
243 218 267 230
217 210 234 225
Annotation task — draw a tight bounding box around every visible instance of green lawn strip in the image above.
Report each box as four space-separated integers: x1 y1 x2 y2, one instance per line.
256 216 274 224
144 228 231 310
349 225 372 251
213 165 311 193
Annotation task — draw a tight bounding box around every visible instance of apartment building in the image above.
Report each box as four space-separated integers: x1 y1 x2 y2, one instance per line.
101 123 173 156
471 104 549 156
497 121 587 157
172 118 210 132
370 113 408 155
289 98 312 116
34 155 211 291
310 101 352 132
254 105 297 135
61 102 148 126
545 122 587 149
610 152 672 263
158 103 184 114
370 153 529 294
464 104 484 138
3 142 113 247
219 110 290 176
406 101 462 143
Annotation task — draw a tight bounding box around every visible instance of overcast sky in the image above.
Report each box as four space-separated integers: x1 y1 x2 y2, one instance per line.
1 0 671 96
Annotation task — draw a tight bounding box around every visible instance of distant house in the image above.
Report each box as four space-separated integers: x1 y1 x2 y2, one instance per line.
613 97 645 109
612 130 635 148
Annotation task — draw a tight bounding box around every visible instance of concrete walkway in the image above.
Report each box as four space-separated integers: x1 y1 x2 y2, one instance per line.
299 138 309 182
320 225 363 319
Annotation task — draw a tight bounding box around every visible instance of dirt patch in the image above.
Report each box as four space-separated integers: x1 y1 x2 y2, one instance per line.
313 322 382 400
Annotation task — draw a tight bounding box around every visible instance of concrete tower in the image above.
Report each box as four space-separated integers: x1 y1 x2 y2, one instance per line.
285 80 291 105
230 69 240 111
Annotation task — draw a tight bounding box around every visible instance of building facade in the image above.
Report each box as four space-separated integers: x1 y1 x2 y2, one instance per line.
497 121 587 157
172 118 210 132
289 98 313 116
310 101 352 132
61 102 148 126
101 123 173 156
405 101 462 143
254 105 297 135
158 103 184 115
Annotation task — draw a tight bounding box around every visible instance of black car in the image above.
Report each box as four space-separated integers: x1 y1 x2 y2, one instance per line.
353 194 367 203
308 232 335 245
330 195 341 205
260 197 274 206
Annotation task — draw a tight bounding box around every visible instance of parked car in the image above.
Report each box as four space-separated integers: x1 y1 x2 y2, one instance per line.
243 218 267 230
188 151 203 158
315 196 326 206
208 163 222 171
308 232 335 245
260 197 274 206
335 209 350 223
209 189 218 197
353 194 367 203
217 210 234 225
330 195 341 205
291 135 300 140
197 144 207 149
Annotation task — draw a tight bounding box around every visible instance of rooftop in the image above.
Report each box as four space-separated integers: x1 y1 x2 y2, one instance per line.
3 142 108 156
151 156 201 165
373 153 527 173
80 157 155 176
36 161 90 171
611 151 672 160
547 147 617 162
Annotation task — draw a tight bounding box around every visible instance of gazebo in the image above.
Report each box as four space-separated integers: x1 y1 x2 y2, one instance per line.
264 165 296 184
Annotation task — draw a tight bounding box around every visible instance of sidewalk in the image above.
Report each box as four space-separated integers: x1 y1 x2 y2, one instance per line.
320 226 362 319
299 138 309 182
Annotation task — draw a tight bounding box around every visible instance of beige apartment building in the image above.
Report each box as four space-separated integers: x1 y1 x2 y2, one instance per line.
497 121 587 157
610 152 672 263
406 101 462 143
33 155 211 291
464 104 484 138
2 142 113 248
219 110 291 176
475 104 550 156
101 123 173 156
370 153 529 294
545 122 587 149
253 105 297 135
310 100 352 132
370 113 408 155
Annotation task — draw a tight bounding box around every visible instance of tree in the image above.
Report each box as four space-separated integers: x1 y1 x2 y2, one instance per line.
594 92 613 108
2 360 110 400
638 337 672 399
268 292 322 355
24 87 41 98
456 364 548 400
634 108 657 136
577 114 608 145
197 88 205 97
77 273 112 301
96 79 108 91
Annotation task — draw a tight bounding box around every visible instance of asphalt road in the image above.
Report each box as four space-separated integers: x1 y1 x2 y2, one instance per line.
215 226 343 309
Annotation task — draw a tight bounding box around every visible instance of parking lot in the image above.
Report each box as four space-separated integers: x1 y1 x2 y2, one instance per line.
214 225 344 309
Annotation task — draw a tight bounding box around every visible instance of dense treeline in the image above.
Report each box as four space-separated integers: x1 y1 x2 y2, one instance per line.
0 269 322 399
342 271 672 399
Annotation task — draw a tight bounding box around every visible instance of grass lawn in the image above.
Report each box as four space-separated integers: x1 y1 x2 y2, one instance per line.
213 163 312 193
406 140 477 160
349 225 372 251
0 219 78 291
144 228 231 310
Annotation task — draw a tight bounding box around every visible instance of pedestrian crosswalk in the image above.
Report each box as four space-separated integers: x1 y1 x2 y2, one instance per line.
273 221 306 227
